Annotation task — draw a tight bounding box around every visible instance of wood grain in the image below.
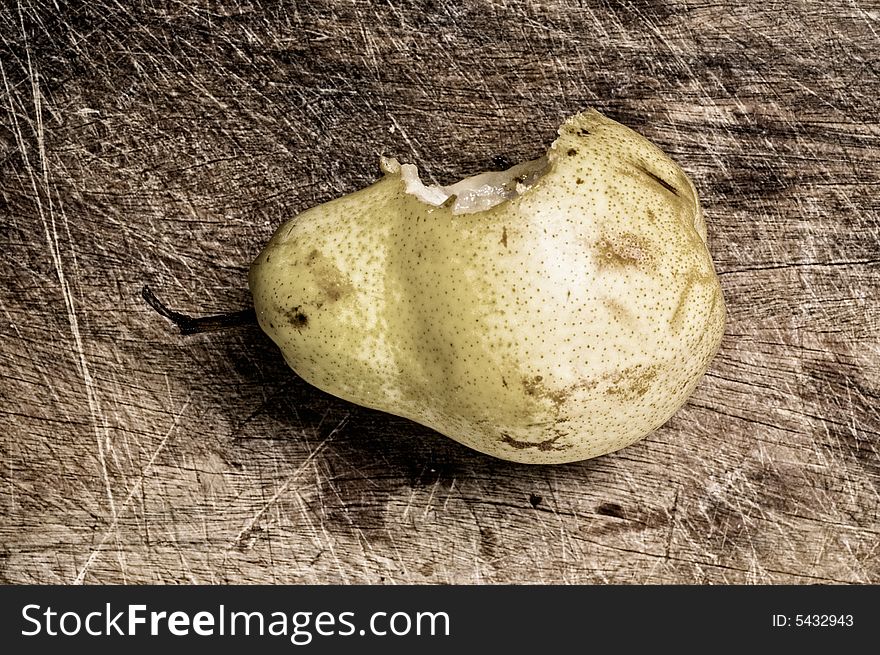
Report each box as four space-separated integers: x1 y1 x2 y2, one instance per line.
1 0 878 584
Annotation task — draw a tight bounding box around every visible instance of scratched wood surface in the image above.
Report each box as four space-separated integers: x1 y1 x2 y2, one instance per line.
2 0 878 584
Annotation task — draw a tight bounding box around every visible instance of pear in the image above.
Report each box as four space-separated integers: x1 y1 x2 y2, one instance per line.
249 109 725 464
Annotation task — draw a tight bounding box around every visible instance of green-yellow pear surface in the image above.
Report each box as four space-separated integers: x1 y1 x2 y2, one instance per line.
249 110 726 464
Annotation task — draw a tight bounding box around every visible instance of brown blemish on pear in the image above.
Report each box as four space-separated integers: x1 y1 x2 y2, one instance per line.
604 364 659 400
500 432 571 452
285 306 309 330
306 249 354 305
603 297 636 326
522 374 570 408
594 232 654 271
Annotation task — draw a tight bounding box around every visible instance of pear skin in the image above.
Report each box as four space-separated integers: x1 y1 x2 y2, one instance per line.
249 110 725 464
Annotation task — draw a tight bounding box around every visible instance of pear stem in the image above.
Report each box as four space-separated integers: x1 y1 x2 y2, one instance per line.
142 286 257 335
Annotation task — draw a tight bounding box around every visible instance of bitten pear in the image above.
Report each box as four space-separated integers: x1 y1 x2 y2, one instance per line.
249 110 726 464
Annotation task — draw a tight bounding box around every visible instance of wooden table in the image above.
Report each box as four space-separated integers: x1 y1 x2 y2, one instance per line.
2 0 878 584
